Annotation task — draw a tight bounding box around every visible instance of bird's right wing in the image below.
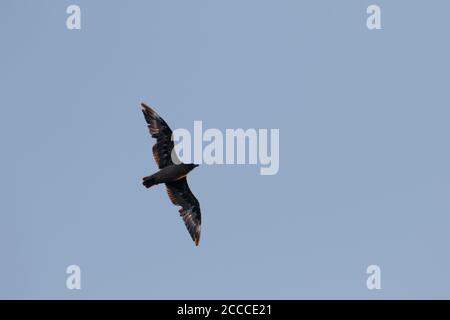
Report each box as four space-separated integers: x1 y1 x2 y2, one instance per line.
141 103 176 169
165 177 202 246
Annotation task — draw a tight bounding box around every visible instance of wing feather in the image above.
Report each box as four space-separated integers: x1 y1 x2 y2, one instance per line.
165 178 201 246
141 103 175 169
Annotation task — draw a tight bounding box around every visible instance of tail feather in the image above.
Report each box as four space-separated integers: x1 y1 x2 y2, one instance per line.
142 175 156 188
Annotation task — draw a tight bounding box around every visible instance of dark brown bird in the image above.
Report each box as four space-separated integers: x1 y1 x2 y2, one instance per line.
140 102 202 246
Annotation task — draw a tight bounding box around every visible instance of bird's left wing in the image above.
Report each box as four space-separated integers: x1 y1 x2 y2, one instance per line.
165 177 202 246
141 103 177 169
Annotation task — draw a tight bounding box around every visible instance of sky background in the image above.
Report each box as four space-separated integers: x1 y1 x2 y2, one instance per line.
1 0 450 299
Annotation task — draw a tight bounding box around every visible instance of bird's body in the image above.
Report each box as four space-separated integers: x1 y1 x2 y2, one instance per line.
142 163 198 188
140 103 202 246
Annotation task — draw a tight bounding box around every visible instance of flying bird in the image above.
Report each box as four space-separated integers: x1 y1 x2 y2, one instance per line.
140 103 202 246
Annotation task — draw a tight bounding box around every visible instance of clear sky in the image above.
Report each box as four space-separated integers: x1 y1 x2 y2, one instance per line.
1 0 450 299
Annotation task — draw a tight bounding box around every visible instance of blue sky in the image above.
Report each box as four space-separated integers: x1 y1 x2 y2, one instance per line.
1 0 450 299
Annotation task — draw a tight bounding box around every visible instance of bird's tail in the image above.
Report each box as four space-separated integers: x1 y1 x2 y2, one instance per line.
142 175 157 188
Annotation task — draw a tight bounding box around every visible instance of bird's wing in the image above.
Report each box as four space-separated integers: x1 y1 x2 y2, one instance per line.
165 177 201 246
141 103 177 169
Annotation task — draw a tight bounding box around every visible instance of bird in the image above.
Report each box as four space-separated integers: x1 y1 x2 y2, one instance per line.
140 102 202 246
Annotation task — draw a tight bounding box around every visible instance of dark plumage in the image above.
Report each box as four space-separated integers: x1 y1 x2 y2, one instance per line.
140 103 202 246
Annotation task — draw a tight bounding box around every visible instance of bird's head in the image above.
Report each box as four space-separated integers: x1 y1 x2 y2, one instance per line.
187 163 199 171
